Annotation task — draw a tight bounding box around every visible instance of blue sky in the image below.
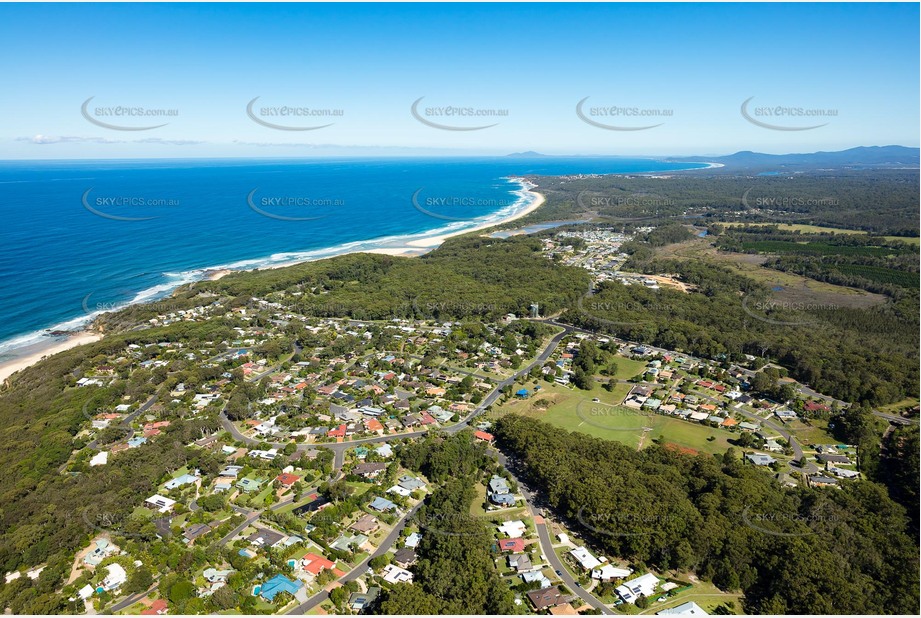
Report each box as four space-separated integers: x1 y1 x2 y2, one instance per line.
0 2 918 159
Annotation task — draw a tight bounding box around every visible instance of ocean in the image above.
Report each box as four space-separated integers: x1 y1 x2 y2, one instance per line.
0 157 706 357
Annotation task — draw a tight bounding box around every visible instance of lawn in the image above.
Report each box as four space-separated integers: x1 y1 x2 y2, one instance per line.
639 579 744 615
785 418 838 447
492 382 735 454
876 397 920 414
720 222 920 245
344 480 375 496
252 484 274 507
608 355 649 380
469 482 489 516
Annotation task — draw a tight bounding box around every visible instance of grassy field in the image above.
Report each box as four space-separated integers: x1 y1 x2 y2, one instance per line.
720 222 920 245
876 398 920 414
608 356 649 380
654 235 887 309
492 382 736 455
785 418 839 447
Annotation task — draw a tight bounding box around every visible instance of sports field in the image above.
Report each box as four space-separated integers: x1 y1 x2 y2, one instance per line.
493 382 735 454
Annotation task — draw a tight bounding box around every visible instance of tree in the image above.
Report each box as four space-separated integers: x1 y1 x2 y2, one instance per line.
168 579 196 605
126 567 153 594
329 586 348 607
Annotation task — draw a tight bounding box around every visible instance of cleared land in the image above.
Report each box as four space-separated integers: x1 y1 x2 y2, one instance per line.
720 222 920 245
654 235 888 309
492 382 736 455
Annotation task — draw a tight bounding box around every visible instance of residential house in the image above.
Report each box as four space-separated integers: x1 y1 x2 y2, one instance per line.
393 548 417 568
300 553 335 579
140 599 168 615
592 564 633 581
331 533 368 553
499 538 525 553
508 553 533 573
745 453 776 466
247 528 286 549
369 497 398 512
145 495 176 513
497 520 527 538
352 462 387 479
349 514 380 534
615 572 659 604
275 472 300 487
570 546 602 571
101 563 127 591
83 538 117 567
348 586 381 612
657 601 708 615
527 586 568 611
257 574 302 602
381 564 413 584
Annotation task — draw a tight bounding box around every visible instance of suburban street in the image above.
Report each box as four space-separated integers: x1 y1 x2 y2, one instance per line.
497 452 614 615
286 501 424 615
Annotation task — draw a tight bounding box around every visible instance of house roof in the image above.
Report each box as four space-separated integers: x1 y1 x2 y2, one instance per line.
276 472 300 486
499 538 525 553
527 586 566 610
259 574 302 601
247 528 286 547
301 552 335 575
350 514 379 533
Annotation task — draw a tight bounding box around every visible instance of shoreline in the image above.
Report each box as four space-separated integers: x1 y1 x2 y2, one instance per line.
257 177 546 265
0 331 102 384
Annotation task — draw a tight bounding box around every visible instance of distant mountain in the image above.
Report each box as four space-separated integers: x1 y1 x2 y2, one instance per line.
668 145 919 170
506 151 547 157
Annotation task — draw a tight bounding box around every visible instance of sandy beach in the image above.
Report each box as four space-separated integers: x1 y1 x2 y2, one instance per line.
260 179 547 264
0 331 102 384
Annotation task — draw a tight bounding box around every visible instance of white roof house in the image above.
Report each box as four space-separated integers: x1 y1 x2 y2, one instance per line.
77 584 94 600
387 485 412 497
592 564 633 581
570 546 602 571
616 572 659 604
497 520 527 538
658 601 708 615
145 495 177 513
89 451 108 467
381 564 413 584
102 563 127 591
